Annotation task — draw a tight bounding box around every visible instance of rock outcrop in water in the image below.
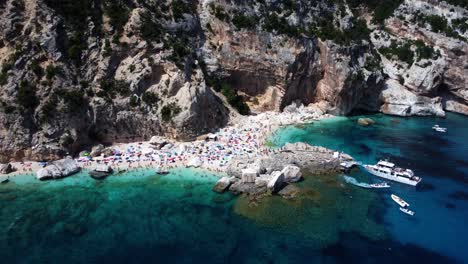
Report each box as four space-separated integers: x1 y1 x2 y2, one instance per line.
357 117 376 126
220 142 353 197
0 0 467 162
36 158 80 180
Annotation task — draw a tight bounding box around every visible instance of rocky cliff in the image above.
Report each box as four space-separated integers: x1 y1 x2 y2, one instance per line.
0 0 467 162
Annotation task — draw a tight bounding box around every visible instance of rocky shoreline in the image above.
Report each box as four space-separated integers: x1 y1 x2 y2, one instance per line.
0 105 353 199
214 142 353 199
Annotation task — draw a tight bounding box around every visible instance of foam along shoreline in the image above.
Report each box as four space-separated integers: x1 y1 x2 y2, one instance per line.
2 104 347 190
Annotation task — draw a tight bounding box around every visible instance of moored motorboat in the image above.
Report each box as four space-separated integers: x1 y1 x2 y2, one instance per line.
399 207 415 216
391 194 409 207
363 160 421 186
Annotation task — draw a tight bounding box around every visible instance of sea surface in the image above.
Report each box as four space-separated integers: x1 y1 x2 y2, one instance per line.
1 113 467 263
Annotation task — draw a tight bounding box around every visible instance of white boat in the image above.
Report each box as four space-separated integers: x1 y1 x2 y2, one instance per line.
391 194 409 207
369 182 390 188
399 207 415 216
432 125 447 132
363 160 421 186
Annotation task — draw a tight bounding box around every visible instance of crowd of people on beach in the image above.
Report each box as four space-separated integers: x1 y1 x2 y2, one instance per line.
4 109 327 178
75 123 273 174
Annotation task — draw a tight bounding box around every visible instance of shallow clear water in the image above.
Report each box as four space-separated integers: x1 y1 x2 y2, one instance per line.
1 113 467 263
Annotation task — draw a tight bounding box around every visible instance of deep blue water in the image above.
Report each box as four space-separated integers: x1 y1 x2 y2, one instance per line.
270 113 468 263
0 113 467 263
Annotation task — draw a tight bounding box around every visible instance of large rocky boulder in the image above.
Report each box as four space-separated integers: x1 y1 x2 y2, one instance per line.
0 163 14 174
90 145 105 158
36 159 81 180
267 171 285 193
281 165 302 183
229 181 267 196
213 177 232 193
149 136 168 150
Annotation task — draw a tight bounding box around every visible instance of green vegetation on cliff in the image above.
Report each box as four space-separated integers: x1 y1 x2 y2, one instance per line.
17 80 38 109
103 0 130 34
379 39 440 65
205 77 250 116
348 0 403 24
161 103 181 122
311 18 370 45
232 14 257 29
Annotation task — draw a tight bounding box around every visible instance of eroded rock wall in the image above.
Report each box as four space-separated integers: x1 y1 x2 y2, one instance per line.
0 0 467 161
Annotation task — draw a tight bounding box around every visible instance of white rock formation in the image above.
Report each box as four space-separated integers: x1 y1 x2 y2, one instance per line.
380 80 445 117
213 176 232 193
281 165 302 183
36 159 80 180
241 168 258 183
267 171 285 193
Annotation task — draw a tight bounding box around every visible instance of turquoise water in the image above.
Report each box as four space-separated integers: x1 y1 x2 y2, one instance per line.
0 113 467 263
271 113 468 263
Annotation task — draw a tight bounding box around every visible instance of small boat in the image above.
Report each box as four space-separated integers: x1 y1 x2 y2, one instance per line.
399 207 415 216
1 177 9 184
432 125 447 132
369 182 390 188
391 194 409 207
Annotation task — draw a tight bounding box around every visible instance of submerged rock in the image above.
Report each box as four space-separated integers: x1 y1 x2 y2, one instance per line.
63 223 88 236
278 184 300 199
36 159 80 181
357 118 375 126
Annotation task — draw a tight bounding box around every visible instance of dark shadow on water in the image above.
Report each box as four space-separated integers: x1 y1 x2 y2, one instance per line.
417 182 436 192
444 202 456 210
366 198 386 225
321 232 460 264
448 191 468 201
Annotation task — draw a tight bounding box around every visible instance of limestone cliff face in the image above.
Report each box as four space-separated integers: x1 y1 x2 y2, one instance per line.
0 0 467 161
0 0 229 162
372 0 468 116
199 0 384 113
